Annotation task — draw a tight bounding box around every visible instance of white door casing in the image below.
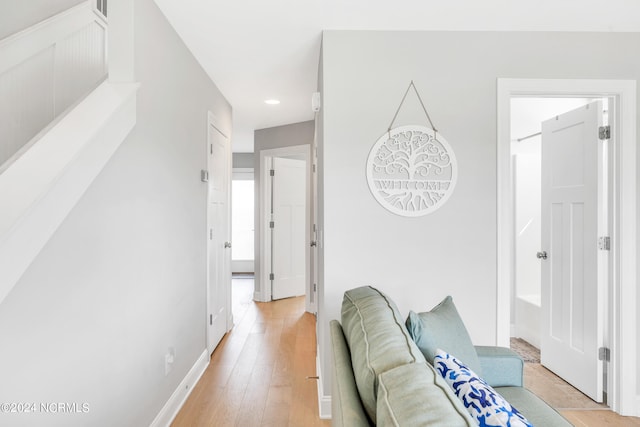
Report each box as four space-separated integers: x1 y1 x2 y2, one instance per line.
258 145 311 307
271 157 306 300
206 115 231 354
310 126 319 314
540 101 605 402
496 79 636 416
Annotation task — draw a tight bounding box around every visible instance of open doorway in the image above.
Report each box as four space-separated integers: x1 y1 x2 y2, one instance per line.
510 97 594 347
510 97 609 404
257 145 314 312
230 165 255 327
497 79 637 416
231 169 255 275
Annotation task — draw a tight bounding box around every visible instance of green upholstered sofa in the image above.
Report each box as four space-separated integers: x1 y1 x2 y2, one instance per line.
330 286 572 426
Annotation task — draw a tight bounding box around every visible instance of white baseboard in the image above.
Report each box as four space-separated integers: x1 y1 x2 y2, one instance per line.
150 349 209 427
316 353 332 419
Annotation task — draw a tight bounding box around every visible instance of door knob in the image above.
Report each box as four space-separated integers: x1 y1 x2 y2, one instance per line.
224 242 232 248
536 251 548 260
310 241 317 247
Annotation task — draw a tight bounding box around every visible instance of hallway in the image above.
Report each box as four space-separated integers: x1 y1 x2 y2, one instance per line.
172 277 329 426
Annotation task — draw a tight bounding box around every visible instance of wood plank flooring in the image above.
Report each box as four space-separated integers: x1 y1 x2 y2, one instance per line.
561 410 640 426
172 278 330 427
518 346 640 426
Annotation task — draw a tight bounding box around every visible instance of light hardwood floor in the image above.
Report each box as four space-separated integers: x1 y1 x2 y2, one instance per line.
174 278 639 426
524 363 640 426
172 278 330 427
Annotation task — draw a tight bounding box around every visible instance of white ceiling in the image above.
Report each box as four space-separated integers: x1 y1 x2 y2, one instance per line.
154 0 640 153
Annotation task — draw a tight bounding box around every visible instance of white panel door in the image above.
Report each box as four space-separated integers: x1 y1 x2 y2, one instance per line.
540 101 605 402
207 122 231 354
272 157 306 300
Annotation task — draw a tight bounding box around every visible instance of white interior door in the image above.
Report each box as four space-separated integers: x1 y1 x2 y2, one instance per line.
271 157 306 300
540 101 605 402
207 121 231 354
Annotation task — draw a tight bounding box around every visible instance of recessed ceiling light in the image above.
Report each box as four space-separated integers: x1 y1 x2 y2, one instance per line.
264 99 280 105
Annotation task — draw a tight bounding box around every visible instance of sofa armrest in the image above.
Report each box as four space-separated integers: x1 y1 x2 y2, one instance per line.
475 346 523 387
330 320 372 427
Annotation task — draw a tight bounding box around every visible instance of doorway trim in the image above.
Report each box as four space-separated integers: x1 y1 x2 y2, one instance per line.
497 79 637 415
257 144 313 312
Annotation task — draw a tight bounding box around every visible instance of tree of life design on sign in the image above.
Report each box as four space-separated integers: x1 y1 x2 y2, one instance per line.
366 125 457 217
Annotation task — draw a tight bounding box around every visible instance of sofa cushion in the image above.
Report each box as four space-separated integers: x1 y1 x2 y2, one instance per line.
434 349 533 427
341 286 425 423
377 362 476 427
406 295 482 374
329 320 372 427
475 345 524 387
496 387 573 427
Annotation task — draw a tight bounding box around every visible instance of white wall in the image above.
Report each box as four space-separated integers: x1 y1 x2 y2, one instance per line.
232 152 254 169
512 137 542 299
0 0 86 40
317 30 640 410
0 0 231 425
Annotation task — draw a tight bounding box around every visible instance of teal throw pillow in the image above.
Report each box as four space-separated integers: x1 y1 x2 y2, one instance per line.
405 295 482 375
434 349 533 427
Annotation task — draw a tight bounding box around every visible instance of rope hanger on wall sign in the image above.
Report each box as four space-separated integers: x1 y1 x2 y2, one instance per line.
387 80 438 139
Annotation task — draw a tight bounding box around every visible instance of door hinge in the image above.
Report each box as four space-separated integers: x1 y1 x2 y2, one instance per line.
210 314 213 325
270 169 275 177
210 143 213 154
269 273 274 281
599 125 611 140
270 221 275 229
201 169 209 182
313 164 316 173
598 347 611 362
313 283 317 292
598 236 611 251
209 229 213 240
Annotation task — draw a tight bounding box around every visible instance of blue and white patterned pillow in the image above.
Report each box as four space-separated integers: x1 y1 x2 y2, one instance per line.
433 349 533 427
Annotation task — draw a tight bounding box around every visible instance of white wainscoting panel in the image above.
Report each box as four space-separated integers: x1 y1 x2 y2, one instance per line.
55 21 107 113
0 47 55 166
0 1 107 168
